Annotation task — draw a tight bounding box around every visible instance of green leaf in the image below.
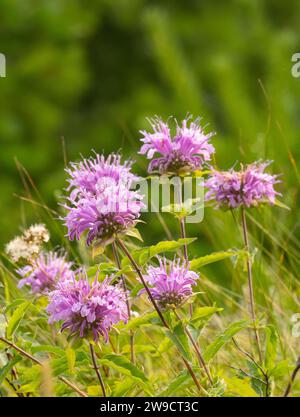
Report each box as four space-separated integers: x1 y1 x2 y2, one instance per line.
157 337 173 354
111 377 136 397
162 198 203 219
165 321 192 362
92 244 105 258
125 227 143 242
17 364 40 384
247 360 266 396
31 345 65 357
224 376 258 397
5 298 27 314
143 238 196 264
130 283 144 297
122 312 157 331
159 371 190 396
6 301 31 338
87 263 118 279
264 325 278 371
51 357 69 377
0 355 22 384
274 199 290 210
18 381 40 394
268 360 289 378
203 320 249 362
190 250 245 271
87 385 103 396
121 238 196 268
100 354 148 383
190 306 223 328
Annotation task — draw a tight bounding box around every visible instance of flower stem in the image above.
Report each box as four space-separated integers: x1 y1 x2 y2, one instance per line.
115 237 206 395
0 336 87 397
174 310 213 384
176 178 193 317
232 337 269 396
180 218 189 261
283 356 300 397
241 207 263 364
176 179 189 263
112 241 135 363
116 238 169 328
182 357 207 395
89 343 106 397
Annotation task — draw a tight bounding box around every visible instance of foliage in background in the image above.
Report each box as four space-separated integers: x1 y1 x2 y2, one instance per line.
1 0 300 244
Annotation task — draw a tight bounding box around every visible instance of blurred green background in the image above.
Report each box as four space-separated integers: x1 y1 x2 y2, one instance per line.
1 0 300 256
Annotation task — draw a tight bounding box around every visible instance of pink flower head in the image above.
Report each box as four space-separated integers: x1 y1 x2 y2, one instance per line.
141 257 199 310
139 116 215 174
46 272 128 341
17 252 73 294
205 161 281 210
66 153 138 202
63 153 144 246
64 182 144 246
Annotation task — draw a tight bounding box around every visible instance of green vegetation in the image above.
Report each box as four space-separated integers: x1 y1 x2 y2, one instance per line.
0 0 299 397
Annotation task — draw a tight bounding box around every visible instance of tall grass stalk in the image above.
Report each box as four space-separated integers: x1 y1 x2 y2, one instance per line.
241 207 263 363
111 241 135 363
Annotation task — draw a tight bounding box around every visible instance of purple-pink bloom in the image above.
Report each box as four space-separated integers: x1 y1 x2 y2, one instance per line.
139 117 215 174
64 182 144 246
141 257 199 310
205 161 281 210
63 153 144 246
66 153 138 202
17 252 73 294
46 273 128 341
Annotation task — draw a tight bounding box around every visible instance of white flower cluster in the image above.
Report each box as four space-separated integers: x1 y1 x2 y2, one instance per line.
5 224 50 262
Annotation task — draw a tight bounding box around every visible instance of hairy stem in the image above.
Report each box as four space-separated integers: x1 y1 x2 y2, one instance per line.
112 241 135 363
115 238 205 395
0 336 87 397
174 310 213 384
89 343 106 397
241 207 263 363
284 356 300 397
